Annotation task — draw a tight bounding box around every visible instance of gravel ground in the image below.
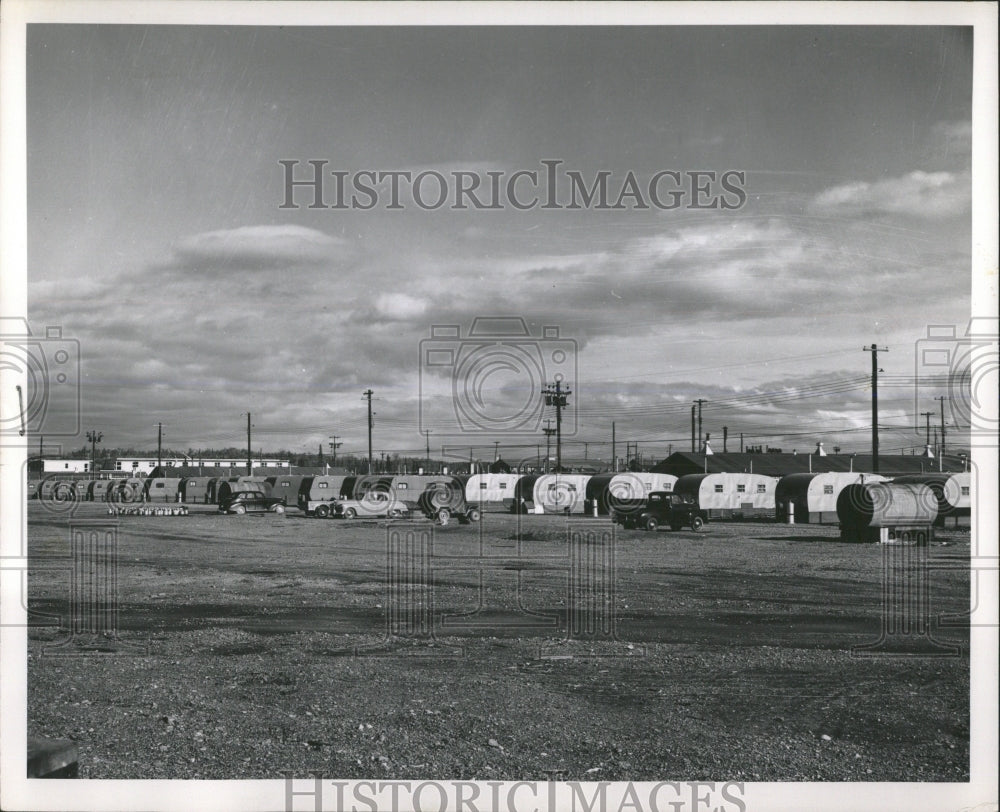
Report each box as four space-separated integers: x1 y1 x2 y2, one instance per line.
26 503 970 781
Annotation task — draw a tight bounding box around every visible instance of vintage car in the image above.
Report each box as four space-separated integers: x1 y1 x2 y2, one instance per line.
219 490 287 515
332 491 410 519
612 490 707 532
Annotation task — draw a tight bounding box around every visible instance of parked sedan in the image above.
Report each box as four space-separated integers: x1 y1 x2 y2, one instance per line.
332 491 409 519
219 490 286 515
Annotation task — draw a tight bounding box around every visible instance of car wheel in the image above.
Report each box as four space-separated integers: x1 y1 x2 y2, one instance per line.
467 507 482 523
644 516 659 532
315 504 330 518
344 507 357 519
272 504 285 514
437 508 451 526
232 504 246 515
691 515 705 531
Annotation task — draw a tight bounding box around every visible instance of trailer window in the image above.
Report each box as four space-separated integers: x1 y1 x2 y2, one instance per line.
714 484 724 493
961 486 969 496
318 482 329 488
480 483 488 489
823 485 834 494
499 482 507 489
397 483 408 489
737 484 746 493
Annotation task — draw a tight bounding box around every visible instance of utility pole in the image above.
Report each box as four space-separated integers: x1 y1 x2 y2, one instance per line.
363 389 374 474
583 442 588 460
723 426 728 453
921 411 934 447
864 344 887 474
246 413 252 475
936 396 947 457
693 399 707 452
543 420 556 473
740 433 744 453
86 430 103 476
611 422 616 472
157 422 162 469
426 431 432 473
493 440 500 462
543 380 571 473
691 406 696 452
328 435 342 466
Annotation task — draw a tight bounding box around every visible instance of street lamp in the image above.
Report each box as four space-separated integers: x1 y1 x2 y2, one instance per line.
86 430 103 476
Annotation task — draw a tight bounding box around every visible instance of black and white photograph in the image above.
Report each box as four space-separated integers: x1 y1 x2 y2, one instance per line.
1 3 997 811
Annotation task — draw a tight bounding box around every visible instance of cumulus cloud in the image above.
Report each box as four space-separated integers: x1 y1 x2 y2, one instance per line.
173 224 351 270
927 120 972 161
810 170 970 219
375 293 429 320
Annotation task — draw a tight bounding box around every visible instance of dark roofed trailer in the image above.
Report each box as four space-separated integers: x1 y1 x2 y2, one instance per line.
88 480 115 502
180 477 210 503
110 479 145 503
266 475 307 507
145 477 181 503
511 475 540 513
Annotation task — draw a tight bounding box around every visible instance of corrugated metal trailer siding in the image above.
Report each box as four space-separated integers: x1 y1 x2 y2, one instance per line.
465 474 523 510
532 474 592 514
180 477 210 503
144 477 181 502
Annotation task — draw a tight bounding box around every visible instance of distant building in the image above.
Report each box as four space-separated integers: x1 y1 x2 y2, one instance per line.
651 452 968 478
113 457 290 475
42 459 91 473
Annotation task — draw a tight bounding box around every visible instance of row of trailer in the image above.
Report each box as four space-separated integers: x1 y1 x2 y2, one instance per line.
28 470 972 526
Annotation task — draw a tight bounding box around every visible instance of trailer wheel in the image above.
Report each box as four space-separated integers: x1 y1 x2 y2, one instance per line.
466 507 482 523
437 508 451 526
644 516 659 532
691 515 705 531
344 507 357 519
315 504 330 518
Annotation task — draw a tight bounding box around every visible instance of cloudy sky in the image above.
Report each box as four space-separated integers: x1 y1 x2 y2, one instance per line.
25 23 975 464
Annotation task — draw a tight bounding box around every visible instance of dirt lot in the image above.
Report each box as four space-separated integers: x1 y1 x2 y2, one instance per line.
26 503 969 781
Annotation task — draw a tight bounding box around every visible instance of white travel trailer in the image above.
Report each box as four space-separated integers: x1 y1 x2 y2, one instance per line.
584 472 679 515
775 472 888 524
673 473 778 519
465 473 523 510
532 474 593 514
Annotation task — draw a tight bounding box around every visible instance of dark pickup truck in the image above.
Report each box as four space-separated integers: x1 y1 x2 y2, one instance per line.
612 490 707 532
